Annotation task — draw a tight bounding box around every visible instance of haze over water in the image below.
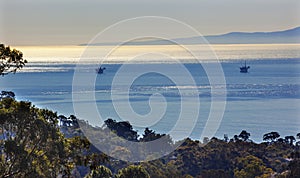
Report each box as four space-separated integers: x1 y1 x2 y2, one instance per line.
13 44 300 64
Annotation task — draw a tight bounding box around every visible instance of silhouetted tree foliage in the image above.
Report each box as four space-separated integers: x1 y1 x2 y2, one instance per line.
296 133 300 147
140 127 168 142
59 114 80 128
70 114 79 128
0 44 27 76
224 134 229 142
263 131 280 143
139 127 173 155
0 91 15 99
104 118 138 141
59 114 68 126
285 136 296 146
238 130 251 142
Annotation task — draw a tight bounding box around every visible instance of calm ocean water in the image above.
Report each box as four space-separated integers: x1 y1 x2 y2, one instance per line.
0 59 300 141
1 58 299 142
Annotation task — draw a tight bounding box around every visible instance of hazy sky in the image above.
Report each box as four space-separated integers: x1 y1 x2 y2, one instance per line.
0 0 299 46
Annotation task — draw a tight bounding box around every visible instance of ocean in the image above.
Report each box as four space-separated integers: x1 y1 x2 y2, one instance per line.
1 44 300 142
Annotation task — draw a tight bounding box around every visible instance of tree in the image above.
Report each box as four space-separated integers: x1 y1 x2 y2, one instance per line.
85 165 112 178
0 44 27 76
288 159 300 178
277 138 285 143
238 130 251 142
69 114 79 128
201 169 231 178
0 91 15 99
104 118 138 141
139 128 173 156
58 115 68 127
86 153 109 172
285 136 296 146
263 132 280 143
296 133 300 146
203 137 210 144
234 155 273 178
140 127 165 142
232 135 239 142
0 98 90 177
288 151 300 178
224 134 229 142
140 159 180 177
115 165 150 178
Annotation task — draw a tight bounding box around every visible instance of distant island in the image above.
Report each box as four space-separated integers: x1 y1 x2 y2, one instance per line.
80 26 300 46
205 26 300 44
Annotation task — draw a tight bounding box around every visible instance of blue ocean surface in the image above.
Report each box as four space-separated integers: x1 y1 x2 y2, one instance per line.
1 59 299 142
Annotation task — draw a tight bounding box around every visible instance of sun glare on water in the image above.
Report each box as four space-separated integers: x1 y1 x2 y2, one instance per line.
13 44 300 64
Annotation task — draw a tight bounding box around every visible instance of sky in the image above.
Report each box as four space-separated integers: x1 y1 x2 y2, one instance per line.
0 0 300 46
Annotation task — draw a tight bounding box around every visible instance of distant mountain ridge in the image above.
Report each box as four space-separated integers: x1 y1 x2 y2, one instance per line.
204 26 300 44
80 26 300 46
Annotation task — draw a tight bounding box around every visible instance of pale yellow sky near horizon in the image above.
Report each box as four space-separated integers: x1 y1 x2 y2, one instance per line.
0 0 300 46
